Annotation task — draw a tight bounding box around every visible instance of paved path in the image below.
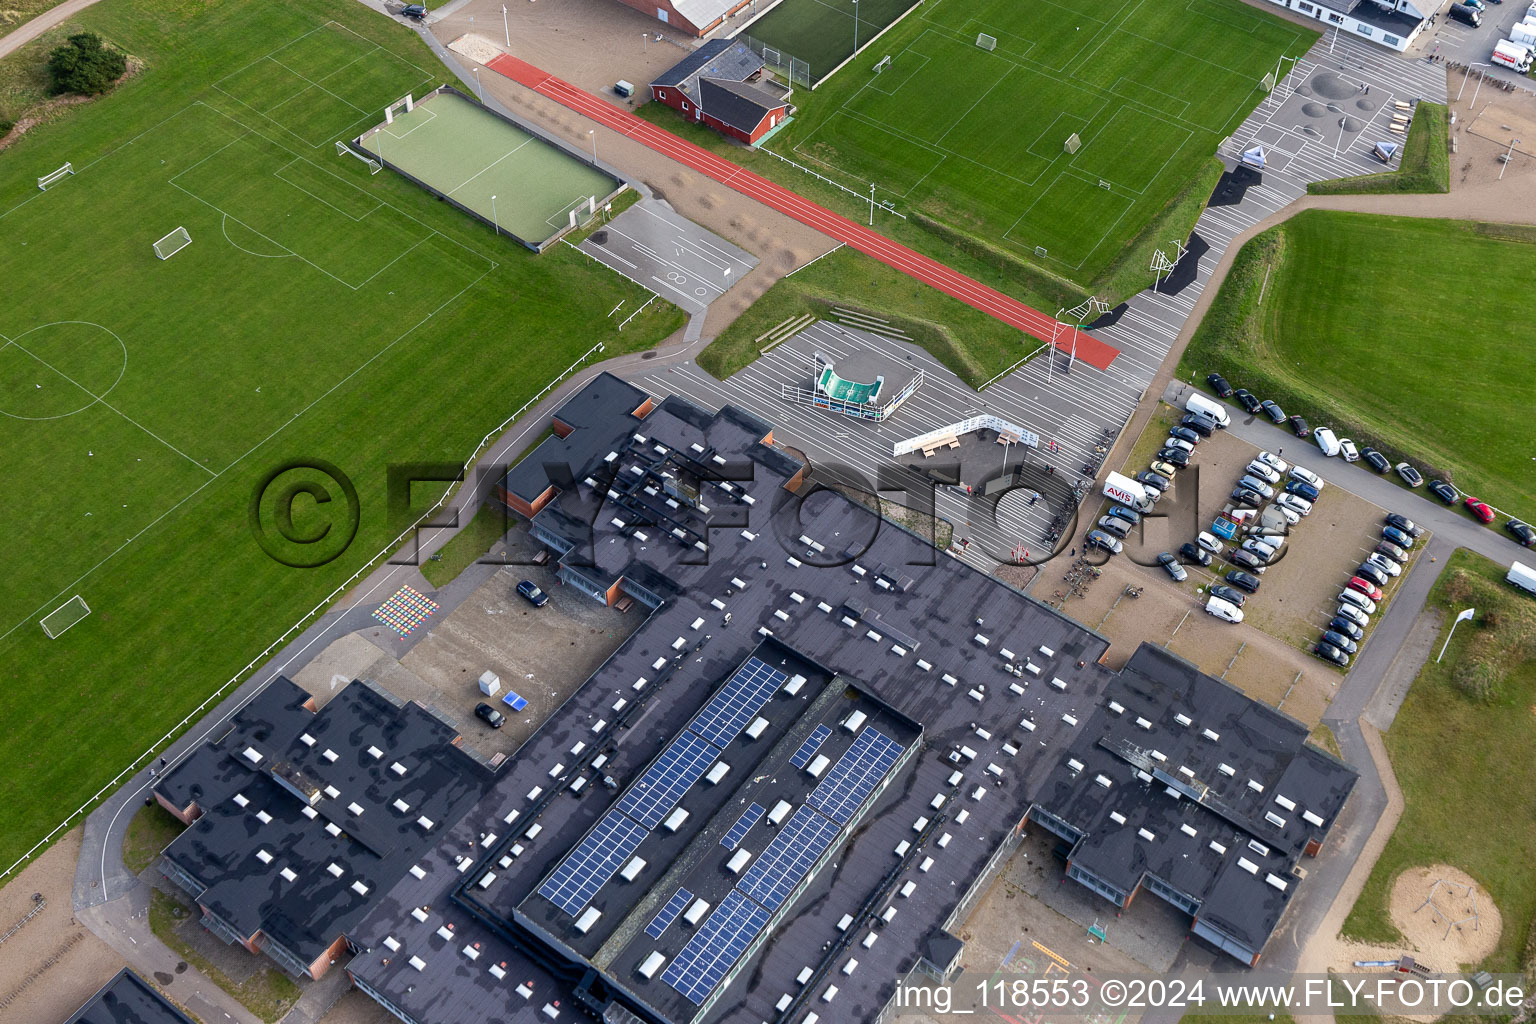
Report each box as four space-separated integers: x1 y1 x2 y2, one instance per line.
480 51 1122 371
0 0 102 59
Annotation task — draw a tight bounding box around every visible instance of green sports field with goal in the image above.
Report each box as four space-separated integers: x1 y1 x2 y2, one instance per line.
358 90 622 248
0 0 681 873
767 0 1316 285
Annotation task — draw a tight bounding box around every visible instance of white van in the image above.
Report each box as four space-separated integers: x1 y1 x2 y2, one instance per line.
1313 428 1341 457
1205 596 1244 623
1509 561 1536 596
1185 392 1231 427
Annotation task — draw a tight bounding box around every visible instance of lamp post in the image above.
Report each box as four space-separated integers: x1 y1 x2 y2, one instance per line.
868 182 875 225
1048 307 1065 385
473 65 483 101
589 129 597 163
1457 61 1491 103
491 194 499 236
1437 607 1477 663
641 31 648 51
1501 138 1520 180
853 0 860 55
502 4 509 47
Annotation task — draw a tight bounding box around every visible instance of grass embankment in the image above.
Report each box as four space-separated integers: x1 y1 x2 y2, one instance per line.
150 889 301 1022
1180 210 1535 515
1341 549 1536 978
696 245 1038 386
420 500 518 590
121 802 186 874
1308 102 1449 195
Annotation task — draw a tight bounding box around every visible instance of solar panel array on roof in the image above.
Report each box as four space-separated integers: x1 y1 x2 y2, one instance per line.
808 728 903 823
538 809 648 916
737 805 841 912
662 890 772 1005
788 725 832 769
720 803 766 851
688 658 787 747
645 887 695 940
619 731 720 829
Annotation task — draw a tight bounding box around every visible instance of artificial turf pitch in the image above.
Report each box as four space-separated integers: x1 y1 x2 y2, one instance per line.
0 0 681 871
767 0 1315 284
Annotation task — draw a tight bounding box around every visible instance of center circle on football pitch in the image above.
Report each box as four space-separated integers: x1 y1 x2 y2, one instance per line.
0 321 128 420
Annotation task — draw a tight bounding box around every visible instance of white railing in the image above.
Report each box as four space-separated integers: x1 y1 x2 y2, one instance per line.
892 414 1039 456
0 340 609 882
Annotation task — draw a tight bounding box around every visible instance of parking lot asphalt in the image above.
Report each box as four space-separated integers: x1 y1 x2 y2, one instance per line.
1422 0 1536 95
580 198 758 315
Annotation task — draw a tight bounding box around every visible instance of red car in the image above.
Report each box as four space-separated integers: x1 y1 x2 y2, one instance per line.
1464 497 1495 523
1347 576 1383 601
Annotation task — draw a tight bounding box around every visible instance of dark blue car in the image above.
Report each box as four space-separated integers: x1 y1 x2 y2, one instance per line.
1285 479 1320 502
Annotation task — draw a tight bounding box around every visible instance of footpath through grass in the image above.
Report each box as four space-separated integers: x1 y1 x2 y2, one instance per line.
697 245 1037 386
1340 549 1536 976
1309 102 1448 195
1180 210 1536 515
0 0 681 873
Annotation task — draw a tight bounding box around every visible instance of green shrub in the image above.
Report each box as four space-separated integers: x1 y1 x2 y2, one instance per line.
0 117 13 137
47 33 127 96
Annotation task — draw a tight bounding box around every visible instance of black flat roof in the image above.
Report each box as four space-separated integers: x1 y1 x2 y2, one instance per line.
61 969 196 1024
501 372 649 505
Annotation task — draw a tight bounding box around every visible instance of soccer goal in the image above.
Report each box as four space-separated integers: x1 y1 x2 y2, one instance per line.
874 55 892 73
154 226 192 260
38 162 74 190
976 33 997 51
382 92 415 125
1261 71 1276 92
336 140 382 174
40 595 90 638
1064 133 1081 154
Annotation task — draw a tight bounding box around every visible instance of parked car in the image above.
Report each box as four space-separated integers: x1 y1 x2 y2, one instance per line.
1228 549 1267 573
1395 462 1424 487
1197 531 1224 554
1506 519 1536 547
1085 529 1124 554
1231 486 1266 507
1260 400 1286 423
1241 538 1278 563
1097 515 1132 538
1322 630 1359 655
1464 497 1495 523
1338 438 1360 463
1181 412 1220 437
1226 569 1262 593
1233 389 1263 414
1107 505 1141 525
1209 584 1248 607
1205 596 1245 623
1361 447 1390 473
1328 616 1364 642
1150 460 1178 479
1245 461 1281 484
1313 642 1350 668
1179 542 1213 566
1376 539 1408 562
1314 427 1340 456
1238 475 1275 500
1382 525 1415 549
1385 513 1424 538
1158 552 1188 581
1355 563 1390 589
1366 552 1402 577
401 3 428 18
1256 450 1290 473
1168 425 1202 446
1163 436 1196 455
1207 373 1234 397
1287 415 1312 437
517 580 549 607
1339 588 1378 614
1288 465 1324 490
474 702 506 729
1428 479 1459 504
1137 469 1171 493
1335 602 1370 628
1271 503 1301 526
1156 447 1191 467
1285 479 1320 502
1347 576 1384 601
1276 493 1313 516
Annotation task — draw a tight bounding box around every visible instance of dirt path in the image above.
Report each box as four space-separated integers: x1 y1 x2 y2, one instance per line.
0 0 103 59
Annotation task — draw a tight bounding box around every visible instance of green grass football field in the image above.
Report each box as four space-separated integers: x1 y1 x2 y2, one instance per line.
1181 211 1536 516
768 0 1314 285
0 0 681 872
742 0 924 85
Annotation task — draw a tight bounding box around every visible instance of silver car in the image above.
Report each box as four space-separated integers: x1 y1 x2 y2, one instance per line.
1245 461 1281 484
1366 552 1402 577
1238 475 1275 500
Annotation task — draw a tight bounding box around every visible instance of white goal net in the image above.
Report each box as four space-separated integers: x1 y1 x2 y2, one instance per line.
38 162 73 190
154 226 192 260
976 33 997 51
41 595 90 638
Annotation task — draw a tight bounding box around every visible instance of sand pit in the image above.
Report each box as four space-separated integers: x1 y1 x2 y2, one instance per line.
1317 864 1501 975
447 32 506 66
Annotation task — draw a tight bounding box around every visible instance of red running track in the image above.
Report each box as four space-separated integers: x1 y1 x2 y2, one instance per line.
484 53 1119 371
